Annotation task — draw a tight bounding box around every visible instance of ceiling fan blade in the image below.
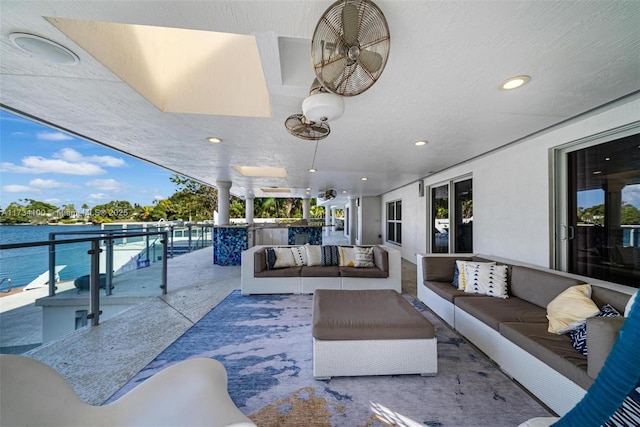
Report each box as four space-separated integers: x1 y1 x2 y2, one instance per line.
342 3 359 45
321 55 348 84
358 49 383 74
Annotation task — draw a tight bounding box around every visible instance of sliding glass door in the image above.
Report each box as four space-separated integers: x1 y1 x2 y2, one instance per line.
431 177 473 253
563 133 640 287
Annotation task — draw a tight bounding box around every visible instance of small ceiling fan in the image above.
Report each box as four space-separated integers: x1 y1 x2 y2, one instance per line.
312 0 390 96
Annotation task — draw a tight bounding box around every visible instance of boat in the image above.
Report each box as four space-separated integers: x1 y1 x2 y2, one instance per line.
23 265 67 291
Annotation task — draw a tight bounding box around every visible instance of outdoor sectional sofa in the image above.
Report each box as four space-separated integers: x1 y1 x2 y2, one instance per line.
241 244 401 295
417 253 635 417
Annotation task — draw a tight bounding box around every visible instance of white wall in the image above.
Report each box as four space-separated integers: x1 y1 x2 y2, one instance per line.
381 94 640 268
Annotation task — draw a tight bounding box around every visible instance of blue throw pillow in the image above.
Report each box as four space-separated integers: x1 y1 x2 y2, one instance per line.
265 248 277 270
569 304 621 356
321 245 340 266
452 264 460 288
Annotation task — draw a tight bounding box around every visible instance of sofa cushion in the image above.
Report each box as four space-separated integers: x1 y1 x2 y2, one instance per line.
423 256 472 282
254 249 267 273
499 321 592 390
300 266 340 277
586 316 625 379
546 284 600 334
340 266 389 278
254 266 301 278
305 244 322 266
455 296 548 331
463 263 509 299
591 286 633 316
423 280 483 303
353 246 375 267
373 246 389 272
509 266 585 308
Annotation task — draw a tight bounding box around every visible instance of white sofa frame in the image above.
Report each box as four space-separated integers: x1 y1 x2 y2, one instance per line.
241 245 402 295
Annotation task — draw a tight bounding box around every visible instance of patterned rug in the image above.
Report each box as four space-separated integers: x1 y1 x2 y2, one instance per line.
108 291 552 426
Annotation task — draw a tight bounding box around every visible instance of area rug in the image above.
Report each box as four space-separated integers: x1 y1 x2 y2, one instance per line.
108 291 552 426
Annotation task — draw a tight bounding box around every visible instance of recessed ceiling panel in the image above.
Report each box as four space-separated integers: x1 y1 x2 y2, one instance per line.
48 17 272 117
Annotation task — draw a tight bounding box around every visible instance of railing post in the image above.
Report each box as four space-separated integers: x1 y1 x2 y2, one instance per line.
87 240 102 326
169 225 174 258
161 231 168 294
48 233 56 297
188 224 193 252
105 231 114 296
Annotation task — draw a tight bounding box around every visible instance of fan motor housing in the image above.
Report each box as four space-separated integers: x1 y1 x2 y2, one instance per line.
302 92 345 122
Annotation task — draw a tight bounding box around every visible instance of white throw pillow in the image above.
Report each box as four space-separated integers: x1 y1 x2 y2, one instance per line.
304 244 322 266
338 246 356 267
273 247 296 269
546 284 600 334
463 263 509 298
456 260 495 290
624 289 638 317
290 246 308 266
354 246 375 268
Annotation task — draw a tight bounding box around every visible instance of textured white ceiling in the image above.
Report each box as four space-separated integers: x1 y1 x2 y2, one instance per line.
1 0 639 205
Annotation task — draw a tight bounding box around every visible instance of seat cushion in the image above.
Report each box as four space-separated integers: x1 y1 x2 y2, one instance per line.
254 266 301 278
312 289 434 340
455 296 548 331
500 322 591 390
339 266 388 278
301 266 340 277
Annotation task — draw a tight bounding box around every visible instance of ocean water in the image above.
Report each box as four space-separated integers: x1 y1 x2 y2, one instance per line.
0 225 102 289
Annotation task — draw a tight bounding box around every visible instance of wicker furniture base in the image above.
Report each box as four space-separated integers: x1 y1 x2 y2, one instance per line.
312 289 438 379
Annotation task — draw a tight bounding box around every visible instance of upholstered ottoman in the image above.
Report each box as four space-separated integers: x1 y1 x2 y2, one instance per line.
312 289 438 379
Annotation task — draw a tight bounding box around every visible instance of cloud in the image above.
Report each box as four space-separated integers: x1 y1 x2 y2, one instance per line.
86 178 126 192
2 184 38 193
0 148 126 175
37 131 73 141
1 178 75 195
154 195 165 201
0 157 106 175
56 148 126 167
30 178 65 189
623 185 640 208
88 193 109 200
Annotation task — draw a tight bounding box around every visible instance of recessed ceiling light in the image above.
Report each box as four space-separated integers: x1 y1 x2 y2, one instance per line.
9 33 79 65
306 187 311 191
499 75 531 90
361 177 368 181
309 168 317 173
593 170 603 175
207 137 222 143
342 190 347 193
414 140 427 146
605 157 611 161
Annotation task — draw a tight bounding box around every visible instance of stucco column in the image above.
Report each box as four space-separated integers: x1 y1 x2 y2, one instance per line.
245 194 254 224
348 196 357 245
302 197 310 221
216 181 232 225
330 207 336 232
324 204 331 235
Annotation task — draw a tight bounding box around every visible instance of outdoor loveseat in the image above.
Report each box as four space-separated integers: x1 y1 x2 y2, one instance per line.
241 244 401 294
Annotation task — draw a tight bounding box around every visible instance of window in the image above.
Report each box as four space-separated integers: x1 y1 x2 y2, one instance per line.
556 132 640 287
431 177 473 253
386 200 402 244
432 185 449 253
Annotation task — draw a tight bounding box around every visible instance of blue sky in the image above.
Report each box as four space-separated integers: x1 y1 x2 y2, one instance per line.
0 110 176 210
